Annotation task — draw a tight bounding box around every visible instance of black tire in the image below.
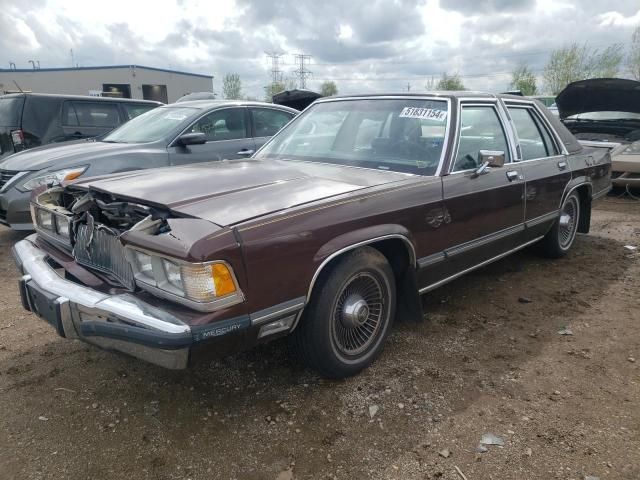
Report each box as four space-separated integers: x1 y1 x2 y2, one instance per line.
538 191 581 258
289 247 396 379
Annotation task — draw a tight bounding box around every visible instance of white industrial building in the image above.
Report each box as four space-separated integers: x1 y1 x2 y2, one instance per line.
0 65 214 103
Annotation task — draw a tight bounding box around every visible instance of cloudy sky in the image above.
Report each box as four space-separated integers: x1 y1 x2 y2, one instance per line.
1 0 639 98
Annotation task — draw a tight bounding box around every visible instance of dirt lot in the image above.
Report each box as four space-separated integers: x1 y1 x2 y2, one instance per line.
0 198 638 480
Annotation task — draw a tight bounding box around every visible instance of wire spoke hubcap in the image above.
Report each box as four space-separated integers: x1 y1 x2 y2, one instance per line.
559 196 578 249
332 273 385 356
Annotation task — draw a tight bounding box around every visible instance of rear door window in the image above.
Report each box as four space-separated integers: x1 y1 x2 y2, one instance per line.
62 102 121 127
0 97 24 126
508 107 557 160
251 108 294 137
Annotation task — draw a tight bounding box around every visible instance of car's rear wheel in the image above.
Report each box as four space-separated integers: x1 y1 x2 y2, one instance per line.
290 247 396 379
538 191 580 258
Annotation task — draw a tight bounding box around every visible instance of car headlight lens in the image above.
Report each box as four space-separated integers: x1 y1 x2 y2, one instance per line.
127 249 241 310
21 166 88 192
36 208 54 230
134 251 154 281
163 259 183 290
622 141 640 155
56 215 70 238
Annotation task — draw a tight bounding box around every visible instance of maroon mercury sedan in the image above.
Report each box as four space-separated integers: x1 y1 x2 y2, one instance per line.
13 93 611 378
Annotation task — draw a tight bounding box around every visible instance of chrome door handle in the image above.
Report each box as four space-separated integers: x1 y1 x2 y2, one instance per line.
506 170 519 182
558 161 567 170
237 149 254 156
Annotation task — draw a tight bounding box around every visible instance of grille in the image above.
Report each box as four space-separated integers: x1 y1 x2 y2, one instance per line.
0 170 20 190
73 223 135 290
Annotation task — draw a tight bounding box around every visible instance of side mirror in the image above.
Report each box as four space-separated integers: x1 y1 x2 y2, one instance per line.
472 150 505 177
177 132 206 146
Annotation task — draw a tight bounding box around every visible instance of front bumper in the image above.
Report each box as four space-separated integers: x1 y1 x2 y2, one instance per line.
612 153 640 187
13 236 193 369
0 183 34 230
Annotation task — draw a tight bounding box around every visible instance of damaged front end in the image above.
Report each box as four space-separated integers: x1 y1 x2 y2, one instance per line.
11 186 252 369
31 186 245 312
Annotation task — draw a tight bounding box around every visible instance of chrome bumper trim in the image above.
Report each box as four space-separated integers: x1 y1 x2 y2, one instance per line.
13 235 192 369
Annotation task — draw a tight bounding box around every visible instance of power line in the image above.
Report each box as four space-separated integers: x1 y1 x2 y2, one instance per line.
293 53 312 89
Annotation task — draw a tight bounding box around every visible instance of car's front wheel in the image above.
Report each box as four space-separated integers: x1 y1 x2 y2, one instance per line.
538 191 581 258
290 247 396 379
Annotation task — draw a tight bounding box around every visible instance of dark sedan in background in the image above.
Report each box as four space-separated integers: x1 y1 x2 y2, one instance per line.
0 100 297 229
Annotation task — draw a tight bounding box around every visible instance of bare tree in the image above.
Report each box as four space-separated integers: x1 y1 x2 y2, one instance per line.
510 64 537 96
628 26 640 80
222 73 243 100
320 81 338 97
436 72 465 90
544 43 624 94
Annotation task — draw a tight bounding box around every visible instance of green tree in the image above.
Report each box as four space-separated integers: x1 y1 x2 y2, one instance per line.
628 26 640 80
543 43 624 94
509 64 537 96
320 81 338 97
263 78 297 102
222 73 243 100
436 72 465 91
264 81 286 102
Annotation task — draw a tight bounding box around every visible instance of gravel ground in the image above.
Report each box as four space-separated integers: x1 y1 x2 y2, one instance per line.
0 198 638 480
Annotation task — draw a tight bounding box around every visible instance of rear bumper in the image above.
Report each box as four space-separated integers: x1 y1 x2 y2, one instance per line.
13 236 193 369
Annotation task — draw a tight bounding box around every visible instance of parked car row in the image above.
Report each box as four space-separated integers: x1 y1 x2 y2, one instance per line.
11 91 611 378
0 99 296 229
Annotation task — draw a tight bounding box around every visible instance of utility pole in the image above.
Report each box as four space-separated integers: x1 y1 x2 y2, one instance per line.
70 49 75 68
406 82 411 92
293 54 312 89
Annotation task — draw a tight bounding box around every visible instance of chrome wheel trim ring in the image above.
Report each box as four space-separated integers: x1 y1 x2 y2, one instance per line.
331 272 386 357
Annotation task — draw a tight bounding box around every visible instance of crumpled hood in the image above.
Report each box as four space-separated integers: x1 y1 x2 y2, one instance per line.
0 140 141 171
71 159 413 226
556 78 640 119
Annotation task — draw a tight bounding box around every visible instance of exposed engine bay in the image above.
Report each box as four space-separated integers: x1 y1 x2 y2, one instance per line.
563 121 640 144
39 187 175 240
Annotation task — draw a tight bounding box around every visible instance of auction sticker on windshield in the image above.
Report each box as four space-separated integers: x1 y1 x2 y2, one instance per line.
399 107 447 121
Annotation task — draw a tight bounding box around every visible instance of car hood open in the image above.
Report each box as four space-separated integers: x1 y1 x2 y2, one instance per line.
556 78 640 119
70 159 413 226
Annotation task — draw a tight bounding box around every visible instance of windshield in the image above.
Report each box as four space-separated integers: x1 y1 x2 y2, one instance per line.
567 111 640 121
103 106 197 143
255 98 449 175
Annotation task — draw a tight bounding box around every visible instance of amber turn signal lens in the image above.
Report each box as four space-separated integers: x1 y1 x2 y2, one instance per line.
211 263 237 296
64 171 84 181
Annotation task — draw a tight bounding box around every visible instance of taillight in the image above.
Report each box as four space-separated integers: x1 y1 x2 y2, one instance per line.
10 129 24 146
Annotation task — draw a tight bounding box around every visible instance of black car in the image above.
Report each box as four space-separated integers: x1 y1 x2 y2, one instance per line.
0 93 162 160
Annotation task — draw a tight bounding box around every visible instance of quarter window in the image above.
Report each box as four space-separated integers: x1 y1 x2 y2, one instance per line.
453 105 510 172
252 108 294 137
508 107 557 160
187 108 247 141
62 102 120 127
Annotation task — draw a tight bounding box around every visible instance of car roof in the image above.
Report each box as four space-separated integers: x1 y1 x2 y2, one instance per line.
0 92 162 104
314 91 541 105
170 99 299 112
